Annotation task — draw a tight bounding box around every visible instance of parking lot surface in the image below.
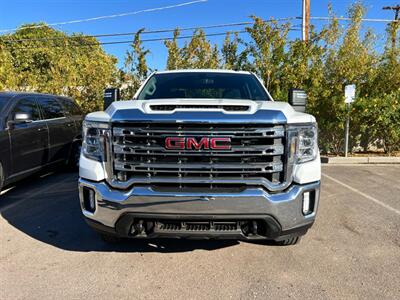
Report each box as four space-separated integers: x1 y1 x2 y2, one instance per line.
1 165 399 299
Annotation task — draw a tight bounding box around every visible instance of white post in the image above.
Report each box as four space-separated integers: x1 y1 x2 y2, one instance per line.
344 84 356 157
344 103 350 157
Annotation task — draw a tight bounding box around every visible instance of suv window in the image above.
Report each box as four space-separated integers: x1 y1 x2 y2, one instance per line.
137 73 271 101
37 97 65 119
0 95 12 113
12 97 41 121
57 97 82 116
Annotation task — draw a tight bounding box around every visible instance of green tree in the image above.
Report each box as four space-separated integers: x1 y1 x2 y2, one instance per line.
282 26 326 107
370 16 400 97
165 29 184 70
0 23 117 113
180 29 219 69
310 3 377 154
221 32 250 70
123 29 150 99
356 92 400 154
245 17 290 100
0 44 16 90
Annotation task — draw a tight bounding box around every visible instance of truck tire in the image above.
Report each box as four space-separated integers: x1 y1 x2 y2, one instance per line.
99 233 122 244
275 236 301 246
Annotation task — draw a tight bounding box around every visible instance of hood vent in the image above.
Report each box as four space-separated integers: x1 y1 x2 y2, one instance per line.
149 104 251 112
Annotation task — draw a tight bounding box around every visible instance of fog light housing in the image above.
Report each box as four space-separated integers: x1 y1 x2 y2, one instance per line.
83 187 96 213
302 191 315 215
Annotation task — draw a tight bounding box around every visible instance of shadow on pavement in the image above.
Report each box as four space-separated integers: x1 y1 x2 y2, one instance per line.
0 171 239 253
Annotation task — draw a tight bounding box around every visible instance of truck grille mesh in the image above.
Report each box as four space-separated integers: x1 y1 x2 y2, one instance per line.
111 123 286 188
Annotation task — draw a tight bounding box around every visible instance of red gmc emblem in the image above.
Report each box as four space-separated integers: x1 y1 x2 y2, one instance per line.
165 137 231 150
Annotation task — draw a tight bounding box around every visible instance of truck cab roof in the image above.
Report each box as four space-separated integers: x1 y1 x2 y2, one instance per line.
154 69 252 75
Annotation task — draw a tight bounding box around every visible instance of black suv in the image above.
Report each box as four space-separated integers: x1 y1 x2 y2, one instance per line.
0 92 83 192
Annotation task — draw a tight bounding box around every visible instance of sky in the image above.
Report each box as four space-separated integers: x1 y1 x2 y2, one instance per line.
0 0 397 70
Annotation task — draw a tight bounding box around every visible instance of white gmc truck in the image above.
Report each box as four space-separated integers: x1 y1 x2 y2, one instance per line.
79 70 321 245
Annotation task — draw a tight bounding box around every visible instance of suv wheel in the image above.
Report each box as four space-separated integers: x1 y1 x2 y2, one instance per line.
275 236 301 246
66 142 81 170
0 163 4 192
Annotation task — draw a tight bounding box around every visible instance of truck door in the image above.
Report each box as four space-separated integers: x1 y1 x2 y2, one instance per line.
9 97 49 175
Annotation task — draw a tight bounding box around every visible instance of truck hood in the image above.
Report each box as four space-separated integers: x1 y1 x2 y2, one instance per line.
86 99 316 124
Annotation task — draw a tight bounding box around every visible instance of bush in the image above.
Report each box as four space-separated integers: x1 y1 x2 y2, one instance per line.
355 91 400 154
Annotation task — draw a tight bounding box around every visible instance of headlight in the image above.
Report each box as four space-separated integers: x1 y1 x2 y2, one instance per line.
82 121 110 162
291 125 318 163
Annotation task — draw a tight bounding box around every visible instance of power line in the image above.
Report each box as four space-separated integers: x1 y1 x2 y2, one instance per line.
1 18 299 43
2 22 252 43
5 31 247 50
300 16 399 23
4 27 302 50
101 31 250 46
0 0 208 33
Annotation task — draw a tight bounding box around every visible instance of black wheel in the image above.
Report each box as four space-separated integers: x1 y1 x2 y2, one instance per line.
0 162 4 193
99 233 122 244
66 141 82 170
275 236 301 246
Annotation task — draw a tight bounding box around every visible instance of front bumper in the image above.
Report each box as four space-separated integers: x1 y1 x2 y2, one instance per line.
79 179 320 240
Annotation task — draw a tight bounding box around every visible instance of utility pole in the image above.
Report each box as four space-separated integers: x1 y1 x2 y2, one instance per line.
302 0 310 41
383 5 400 20
383 5 400 50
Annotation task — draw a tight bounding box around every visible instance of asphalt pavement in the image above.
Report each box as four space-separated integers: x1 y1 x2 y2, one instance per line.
0 165 399 299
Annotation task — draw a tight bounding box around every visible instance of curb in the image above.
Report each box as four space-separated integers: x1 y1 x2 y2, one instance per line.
321 156 400 164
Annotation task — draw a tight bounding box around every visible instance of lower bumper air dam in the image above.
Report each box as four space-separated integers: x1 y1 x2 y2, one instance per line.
85 214 314 240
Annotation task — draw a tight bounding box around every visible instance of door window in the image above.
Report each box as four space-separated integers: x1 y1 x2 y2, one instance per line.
0 95 12 113
57 97 82 116
12 98 41 121
37 97 65 119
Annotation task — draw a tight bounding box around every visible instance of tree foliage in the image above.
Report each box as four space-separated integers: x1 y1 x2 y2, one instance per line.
0 23 118 112
221 32 251 71
123 28 150 99
180 29 219 69
165 29 184 70
355 92 400 153
245 17 291 100
0 45 16 90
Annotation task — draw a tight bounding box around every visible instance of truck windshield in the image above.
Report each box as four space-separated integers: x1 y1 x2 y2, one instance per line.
137 72 271 101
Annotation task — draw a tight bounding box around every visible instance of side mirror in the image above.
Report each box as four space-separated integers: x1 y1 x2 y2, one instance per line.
104 88 121 110
7 112 32 129
288 89 307 113
14 112 32 123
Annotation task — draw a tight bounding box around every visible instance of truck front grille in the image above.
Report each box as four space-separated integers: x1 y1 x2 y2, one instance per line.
111 123 288 190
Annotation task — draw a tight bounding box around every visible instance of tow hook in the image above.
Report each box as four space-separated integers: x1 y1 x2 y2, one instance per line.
252 221 258 235
131 220 145 236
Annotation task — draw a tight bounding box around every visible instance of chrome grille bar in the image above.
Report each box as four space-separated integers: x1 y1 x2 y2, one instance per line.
114 162 283 173
113 144 284 155
113 126 285 138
